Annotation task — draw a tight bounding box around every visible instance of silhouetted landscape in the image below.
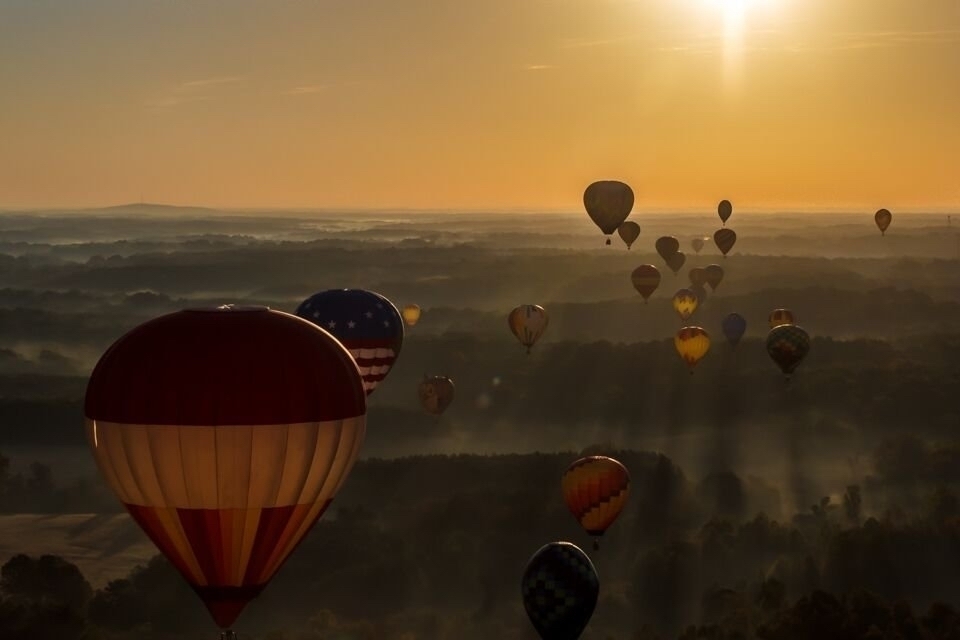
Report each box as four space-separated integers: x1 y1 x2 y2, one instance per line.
0 206 957 639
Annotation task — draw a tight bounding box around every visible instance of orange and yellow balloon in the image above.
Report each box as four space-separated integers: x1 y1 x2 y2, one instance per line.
675 326 710 372
562 456 630 550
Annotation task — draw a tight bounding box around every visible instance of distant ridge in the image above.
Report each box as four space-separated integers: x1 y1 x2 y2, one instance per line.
87 202 222 216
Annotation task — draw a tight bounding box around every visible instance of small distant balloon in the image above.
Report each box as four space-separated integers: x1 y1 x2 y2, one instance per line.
522 542 599 640
656 236 680 263
691 237 706 254
419 375 455 415
631 265 661 303
689 267 708 288
714 229 737 257
766 324 810 379
675 326 710 372
672 288 699 321
584 181 634 245
690 283 708 305
508 304 549 354
875 209 892 236
665 251 687 275
617 221 641 249
402 304 421 326
722 313 747 347
718 200 733 226
704 264 725 291
768 308 795 329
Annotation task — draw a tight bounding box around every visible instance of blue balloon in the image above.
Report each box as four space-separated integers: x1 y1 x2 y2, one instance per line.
721 313 747 347
296 289 404 395
522 541 599 640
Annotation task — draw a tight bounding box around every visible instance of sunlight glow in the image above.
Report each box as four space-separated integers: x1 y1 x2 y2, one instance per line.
698 0 781 88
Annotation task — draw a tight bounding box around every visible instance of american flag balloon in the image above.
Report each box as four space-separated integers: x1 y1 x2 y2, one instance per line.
296 289 404 395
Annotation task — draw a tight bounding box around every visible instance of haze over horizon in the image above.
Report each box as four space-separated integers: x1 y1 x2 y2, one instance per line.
2 0 958 212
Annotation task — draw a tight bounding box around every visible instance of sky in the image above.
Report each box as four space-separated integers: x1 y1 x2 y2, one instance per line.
0 0 958 212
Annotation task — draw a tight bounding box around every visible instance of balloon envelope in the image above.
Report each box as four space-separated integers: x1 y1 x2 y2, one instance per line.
508 304 549 353
767 324 810 378
675 326 711 371
419 375 455 415
692 237 706 254
714 229 737 256
718 200 733 226
562 456 630 540
631 265 661 302
584 181 634 238
401 304 421 326
522 542 599 640
689 267 708 288
722 313 747 347
655 236 680 262
617 221 641 249
875 209 892 235
672 288 699 321
768 308 795 329
665 251 687 275
84 306 367 630
704 264 724 291
296 289 404 396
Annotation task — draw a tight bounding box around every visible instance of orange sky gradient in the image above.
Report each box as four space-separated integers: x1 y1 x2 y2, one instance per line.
1 0 958 212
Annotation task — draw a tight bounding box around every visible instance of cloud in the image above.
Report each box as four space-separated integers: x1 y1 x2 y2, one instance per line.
146 75 243 109
283 85 329 95
178 76 243 90
523 64 556 71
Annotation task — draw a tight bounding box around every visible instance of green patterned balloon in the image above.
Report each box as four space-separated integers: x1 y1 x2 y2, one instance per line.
766 324 810 378
521 541 599 640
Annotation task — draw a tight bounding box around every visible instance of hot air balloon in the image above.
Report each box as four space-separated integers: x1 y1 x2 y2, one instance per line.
631 265 661 303
675 326 710 372
714 229 737 257
419 375 455 415
691 283 709 305
655 236 680 262
768 308 795 329
692 237 706 254
584 181 634 245
722 313 747 347
522 542 599 640
718 200 733 226
84 306 366 635
689 267 708 288
766 324 810 379
402 304 421 327
672 288 699 321
665 251 686 275
617 221 641 249
704 264 725 291
562 456 630 551
875 209 892 236
296 289 404 396
508 304 549 354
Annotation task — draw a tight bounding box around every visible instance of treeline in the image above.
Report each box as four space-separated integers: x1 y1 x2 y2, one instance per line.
1 333 957 452
5 444 960 639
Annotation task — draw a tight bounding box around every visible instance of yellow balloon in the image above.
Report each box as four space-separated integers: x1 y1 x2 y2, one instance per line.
672 289 699 321
402 304 422 327
675 326 710 372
